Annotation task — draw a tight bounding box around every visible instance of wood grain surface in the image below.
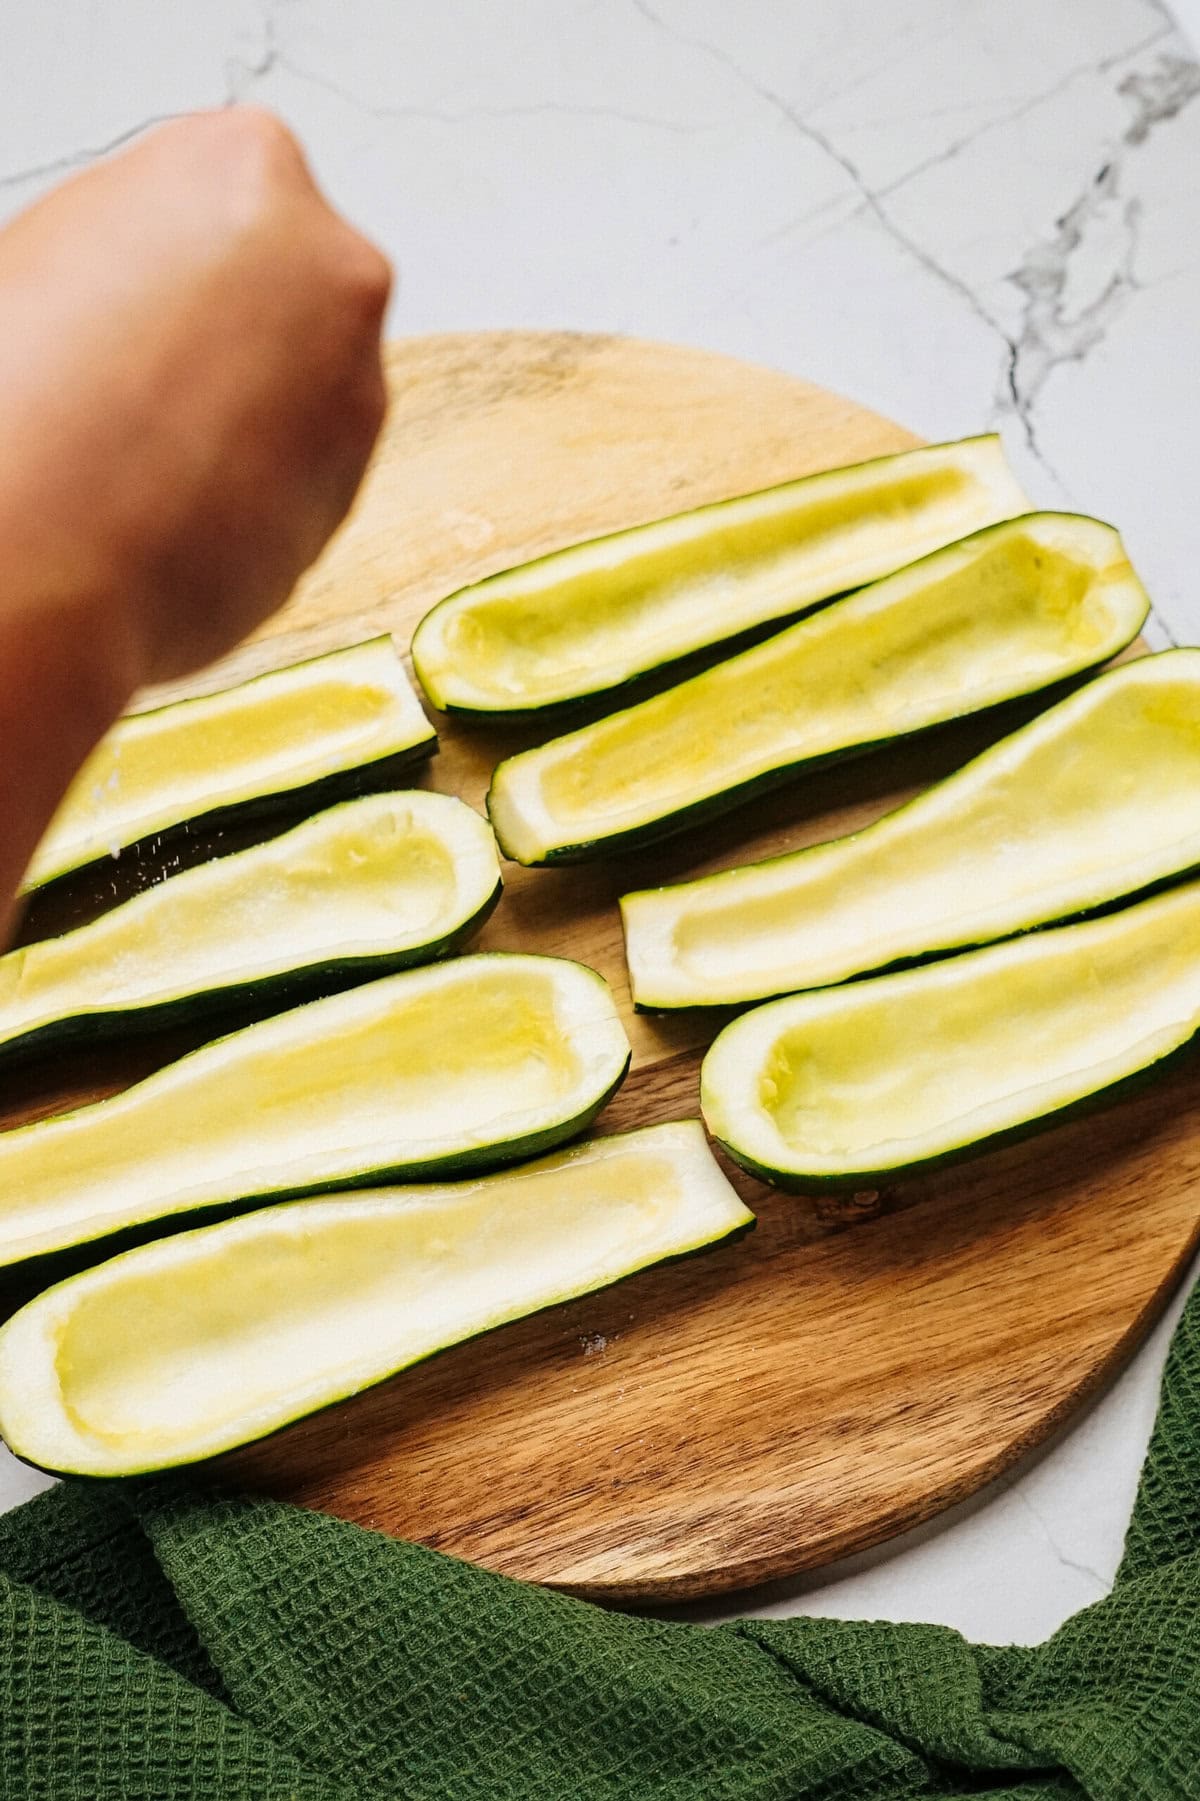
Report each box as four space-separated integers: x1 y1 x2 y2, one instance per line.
9 332 1198 1603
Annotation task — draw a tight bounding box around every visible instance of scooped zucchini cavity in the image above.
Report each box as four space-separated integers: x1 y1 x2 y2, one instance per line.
701 878 1200 1189
489 514 1149 865
0 1121 752 1477
25 637 436 891
0 953 629 1269
413 435 1028 716
622 649 1200 1007
0 791 501 1058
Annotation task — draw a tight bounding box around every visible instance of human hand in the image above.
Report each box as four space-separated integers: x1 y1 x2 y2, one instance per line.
0 107 391 686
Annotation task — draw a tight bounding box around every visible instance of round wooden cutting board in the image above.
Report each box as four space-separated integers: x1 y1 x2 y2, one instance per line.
23 332 1200 1603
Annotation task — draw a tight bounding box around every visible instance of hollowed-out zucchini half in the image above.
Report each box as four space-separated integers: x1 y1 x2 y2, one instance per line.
0 792 501 1060
622 649 1200 1008
0 953 630 1270
412 435 1028 718
701 878 1200 1190
488 514 1149 866
0 1121 752 1477
24 637 436 892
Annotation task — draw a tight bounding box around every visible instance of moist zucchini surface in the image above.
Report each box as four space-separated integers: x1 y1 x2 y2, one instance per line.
0 792 501 1058
488 514 1148 866
0 1121 752 1477
25 637 436 891
412 435 1028 717
622 649 1200 1007
0 953 629 1269
701 878 1200 1190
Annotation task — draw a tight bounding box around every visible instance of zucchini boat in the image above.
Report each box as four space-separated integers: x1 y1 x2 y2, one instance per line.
701 877 1200 1190
24 637 436 891
0 792 501 1059
0 1121 752 1477
0 953 629 1269
488 514 1149 866
622 649 1200 1007
412 435 1028 717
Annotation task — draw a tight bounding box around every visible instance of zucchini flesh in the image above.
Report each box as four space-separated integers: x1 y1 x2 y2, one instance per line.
25 637 436 891
701 878 1200 1189
412 435 1028 716
488 514 1148 866
0 953 630 1269
622 649 1200 1007
0 1120 752 1476
0 792 501 1058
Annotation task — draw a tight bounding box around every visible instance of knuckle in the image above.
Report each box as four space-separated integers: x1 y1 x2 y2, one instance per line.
214 106 308 188
352 240 393 310
341 235 393 321
224 104 299 156
143 107 306 187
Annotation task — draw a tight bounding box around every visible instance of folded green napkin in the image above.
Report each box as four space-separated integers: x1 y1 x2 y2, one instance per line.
4 1286 1200 1799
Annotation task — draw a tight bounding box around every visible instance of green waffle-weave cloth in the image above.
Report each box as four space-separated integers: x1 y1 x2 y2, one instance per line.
5 1284 1200 1799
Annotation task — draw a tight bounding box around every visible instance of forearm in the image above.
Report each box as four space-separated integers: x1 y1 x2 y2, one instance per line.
0 559 141 928
0 378 159 924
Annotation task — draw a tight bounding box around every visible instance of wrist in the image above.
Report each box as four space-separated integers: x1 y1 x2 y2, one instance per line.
0 562 142 933
0 418 161 705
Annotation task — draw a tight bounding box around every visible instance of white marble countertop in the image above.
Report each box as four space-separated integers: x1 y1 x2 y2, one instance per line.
1 0 1199 1645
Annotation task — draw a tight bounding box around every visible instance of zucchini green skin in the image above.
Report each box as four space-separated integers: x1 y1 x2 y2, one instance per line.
26 1251 750 1480
413 435 1028 721
0 1050 630 1274
711 1041 1191 1194
434 616 828 729
0 878 501 1066
13 1224 754 1479
489 678 1091 868
627 862 1200 1015
620 648 1200 1011
31 742 438 899
701 875 1200 1190
0 1116 749 1484
0 951 631 1272
487 513 1149 867
8 1206 750 1481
